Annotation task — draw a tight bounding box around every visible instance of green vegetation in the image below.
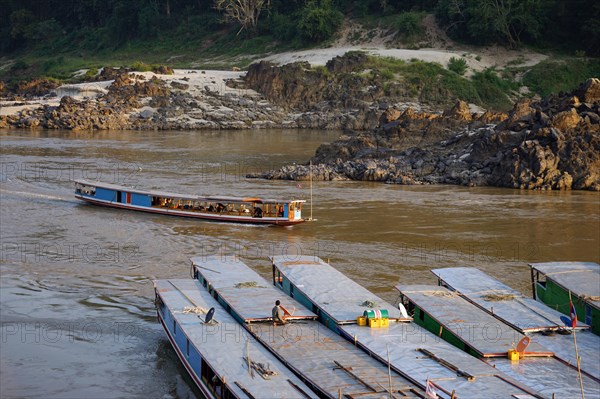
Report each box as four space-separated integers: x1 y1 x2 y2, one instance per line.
298 0 344 42
0 0 598 109
448 57 468 75
523 58 600 97
360 55 515 110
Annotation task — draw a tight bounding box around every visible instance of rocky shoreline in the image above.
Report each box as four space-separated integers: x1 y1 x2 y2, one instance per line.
249 78 600 191
1 58 598 190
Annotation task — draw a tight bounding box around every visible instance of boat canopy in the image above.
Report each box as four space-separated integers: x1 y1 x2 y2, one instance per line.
75 178 305 204
271 255 401 323
154 279 317 398
190 256 316 322
432 267 591 332
529 262 600 309
397 285 553 358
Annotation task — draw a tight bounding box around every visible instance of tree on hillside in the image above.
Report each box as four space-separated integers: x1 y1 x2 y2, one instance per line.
436 0 546 48
298 0 343 42
214 0 271 35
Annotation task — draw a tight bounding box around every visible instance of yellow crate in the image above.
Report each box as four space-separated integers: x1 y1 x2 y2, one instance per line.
380 318 389 327
368 318 381 328
356 316 367 326
507 349 520 361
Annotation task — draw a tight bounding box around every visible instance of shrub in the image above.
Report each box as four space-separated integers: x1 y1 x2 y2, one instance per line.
298 0 343 43
395 11 425 38
448 57 468 75
131 61 153 72
472 68 515 110
10 60 29 71
269 12 297 41
84 67 99 79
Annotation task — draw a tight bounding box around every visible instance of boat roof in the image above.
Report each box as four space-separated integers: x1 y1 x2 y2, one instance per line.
270 255 401 323
432 267 590 332
75 178 306 204
190 256 316 322
153 279 317 399
432 267 600 379
271 257 540 398
529 262 600 309
190 256 424 398
338 323 540 399
396 285 553 358
489 356 600 398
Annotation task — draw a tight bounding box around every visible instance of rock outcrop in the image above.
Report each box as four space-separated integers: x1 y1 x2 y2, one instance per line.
250 79 600 191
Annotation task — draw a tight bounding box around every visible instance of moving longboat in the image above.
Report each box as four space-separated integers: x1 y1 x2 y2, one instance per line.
74 178 306 225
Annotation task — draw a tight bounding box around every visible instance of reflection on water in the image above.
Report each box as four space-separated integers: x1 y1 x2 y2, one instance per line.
1 129 599 398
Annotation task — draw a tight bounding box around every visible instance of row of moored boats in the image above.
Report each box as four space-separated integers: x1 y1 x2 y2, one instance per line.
154 257 600 399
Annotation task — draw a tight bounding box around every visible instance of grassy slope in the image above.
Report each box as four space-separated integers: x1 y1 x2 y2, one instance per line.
1 17 598 112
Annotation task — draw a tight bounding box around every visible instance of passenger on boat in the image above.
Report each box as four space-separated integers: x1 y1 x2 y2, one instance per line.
277 206 284 217
207 204 215 212
272 300 286 325
216 203 226 212
253 207 263 218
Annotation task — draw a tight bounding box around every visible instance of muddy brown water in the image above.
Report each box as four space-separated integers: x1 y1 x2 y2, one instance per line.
1 129 598 398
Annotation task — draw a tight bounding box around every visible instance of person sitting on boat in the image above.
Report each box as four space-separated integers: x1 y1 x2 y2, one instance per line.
253 207 263 218
216 203 226 212
207 204 215 212
272 300 286 325
277 205 284 217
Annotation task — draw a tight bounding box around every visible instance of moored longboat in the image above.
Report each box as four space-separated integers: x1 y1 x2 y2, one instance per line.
270 255 544 399
432 266 600 380
529 262 600 335
190 255 426 399
397 284 600 398
75 178 306 225
153 278 318 399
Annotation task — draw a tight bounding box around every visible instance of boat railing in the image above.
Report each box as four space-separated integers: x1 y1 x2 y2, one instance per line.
149 200 287 218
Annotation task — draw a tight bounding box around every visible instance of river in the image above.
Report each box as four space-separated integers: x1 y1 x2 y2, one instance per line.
1 129 599 398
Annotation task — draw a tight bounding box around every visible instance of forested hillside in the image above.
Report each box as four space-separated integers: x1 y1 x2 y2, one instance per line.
2 0 598 56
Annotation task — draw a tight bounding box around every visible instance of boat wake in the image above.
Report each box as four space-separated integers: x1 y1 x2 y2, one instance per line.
0 189 70 202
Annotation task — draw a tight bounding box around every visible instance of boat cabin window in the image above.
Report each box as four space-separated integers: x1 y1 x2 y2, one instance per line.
274 269 283 287
201 361 233 398
75 184 95 196
535 271 547 288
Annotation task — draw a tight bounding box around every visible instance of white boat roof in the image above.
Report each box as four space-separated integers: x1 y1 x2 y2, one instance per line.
489 356 600 399
270 255 401 323
154 279 317 398
397 285 600 396
432 267 591 332
75 178 305 204
432 267 599 379
271 256 541 398
190 256 316 322
189 256 423 398
396 285 552 357
529 262 600 308
338 323 540 399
